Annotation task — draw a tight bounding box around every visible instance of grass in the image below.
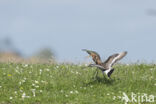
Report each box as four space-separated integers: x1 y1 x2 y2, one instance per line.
0 63 155 104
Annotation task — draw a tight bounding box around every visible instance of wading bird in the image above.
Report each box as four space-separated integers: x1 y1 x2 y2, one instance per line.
82 49 127 78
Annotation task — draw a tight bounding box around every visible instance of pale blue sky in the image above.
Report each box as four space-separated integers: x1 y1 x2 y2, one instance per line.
0 0 156 63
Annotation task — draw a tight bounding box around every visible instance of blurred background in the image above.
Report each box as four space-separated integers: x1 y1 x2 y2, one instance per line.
0 0 156 64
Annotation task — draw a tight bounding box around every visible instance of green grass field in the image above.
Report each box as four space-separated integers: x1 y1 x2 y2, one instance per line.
0 63 155 104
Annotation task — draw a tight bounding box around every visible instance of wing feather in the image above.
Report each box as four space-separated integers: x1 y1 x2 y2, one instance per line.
104 51 127 69
82 49 102 65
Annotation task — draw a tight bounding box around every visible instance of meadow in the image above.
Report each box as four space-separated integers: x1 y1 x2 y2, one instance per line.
0 63 155 104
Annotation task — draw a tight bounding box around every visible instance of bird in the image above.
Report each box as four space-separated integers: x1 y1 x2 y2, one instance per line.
82 49 127 78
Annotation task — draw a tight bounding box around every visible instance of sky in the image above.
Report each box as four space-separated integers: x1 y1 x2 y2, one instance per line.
0 0 156 63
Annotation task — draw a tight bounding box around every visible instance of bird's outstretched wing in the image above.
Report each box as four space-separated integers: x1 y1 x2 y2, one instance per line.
82 49 102 65
103 51 127 69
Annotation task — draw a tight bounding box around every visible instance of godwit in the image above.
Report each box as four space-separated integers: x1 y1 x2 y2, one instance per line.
82 49 127 78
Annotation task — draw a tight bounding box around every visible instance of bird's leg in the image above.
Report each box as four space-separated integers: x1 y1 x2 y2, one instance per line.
102 71 106 79
94 68 98 79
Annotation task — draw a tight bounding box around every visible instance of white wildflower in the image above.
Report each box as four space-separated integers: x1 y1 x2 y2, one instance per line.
22 92 30 99
41 80 47 84
20 89 23 92
150 68 153 71
19 81 22 85
31 89 36 97
60 90 64 93
113 96 116 100
150 76 153 79
23 64 28 67
118 96 121 99
22 92 26 98
14 91 17 94
35 80 39 84
40 90 43 93
56 66 59 68
75 90 79 94
70 91 73 94
22 79 26 83
40 69 42 74
46 68 50 71
35 85 39 88
10 97 13 100
71 71 74 73
73 85 76 88
15 70 20 74
16 66 19 69
76 71 79 74
107 93 110 96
